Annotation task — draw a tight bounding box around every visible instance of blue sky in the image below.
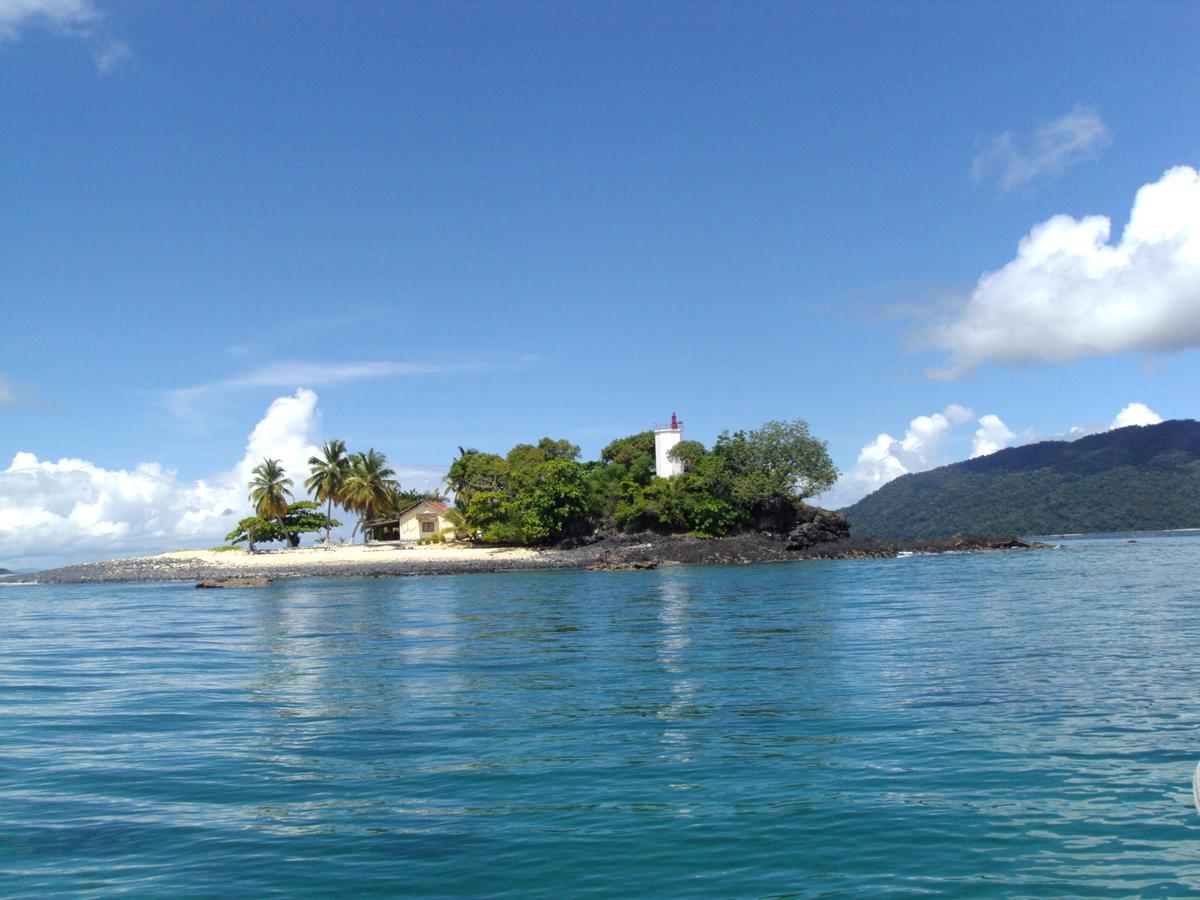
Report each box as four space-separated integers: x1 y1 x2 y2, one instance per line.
2 1 1199 565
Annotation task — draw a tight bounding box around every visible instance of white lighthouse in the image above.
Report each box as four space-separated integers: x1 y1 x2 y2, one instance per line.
654 412 685 478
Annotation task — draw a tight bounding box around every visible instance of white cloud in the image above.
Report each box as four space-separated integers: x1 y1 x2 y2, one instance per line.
819 405 973 509
165 359 489 420
0 389 322 569
91 35 125 71
1111 401 1162 429
0 0 127 72
929 166 1200 378
942 403 974 425
970 414 1015 458
394 465 449 495
972 106 1110 191
0 0 96 38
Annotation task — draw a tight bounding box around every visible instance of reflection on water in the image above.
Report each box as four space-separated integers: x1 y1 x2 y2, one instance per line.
656 574 696 765
2 535 1200 894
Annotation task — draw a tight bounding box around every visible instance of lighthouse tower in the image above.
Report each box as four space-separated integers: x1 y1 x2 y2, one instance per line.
654 412 685 478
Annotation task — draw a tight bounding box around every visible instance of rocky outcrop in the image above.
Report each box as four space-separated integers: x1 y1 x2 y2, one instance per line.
792 534 1049 559
196 577 273 588
785 507 851 551
584 558 657 571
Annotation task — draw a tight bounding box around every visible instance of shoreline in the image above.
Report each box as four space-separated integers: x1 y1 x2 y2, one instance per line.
26 533 1048 585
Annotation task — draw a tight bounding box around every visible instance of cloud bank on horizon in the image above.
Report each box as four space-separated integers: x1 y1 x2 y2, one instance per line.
821 401 1164 510
0 389 446 569
929 166 1200 378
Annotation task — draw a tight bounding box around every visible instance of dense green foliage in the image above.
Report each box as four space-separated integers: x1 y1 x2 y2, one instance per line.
226 501 342 548
843 420 1200 539
448 419 838 544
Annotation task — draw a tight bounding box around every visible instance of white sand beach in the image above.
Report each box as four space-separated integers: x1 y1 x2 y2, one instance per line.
154 543 540 572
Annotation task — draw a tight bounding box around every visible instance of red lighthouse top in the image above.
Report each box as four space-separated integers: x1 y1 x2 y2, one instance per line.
670 412 679 429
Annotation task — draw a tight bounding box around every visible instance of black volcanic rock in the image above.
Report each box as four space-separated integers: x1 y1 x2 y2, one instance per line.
785 507 851 550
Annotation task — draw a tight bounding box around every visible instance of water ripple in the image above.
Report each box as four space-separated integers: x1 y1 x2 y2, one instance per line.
2 534 1200 894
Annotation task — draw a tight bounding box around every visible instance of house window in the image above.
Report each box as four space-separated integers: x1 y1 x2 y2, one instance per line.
421 520 436 533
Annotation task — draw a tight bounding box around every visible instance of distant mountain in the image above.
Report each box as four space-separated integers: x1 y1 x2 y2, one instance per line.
843 419 1200 539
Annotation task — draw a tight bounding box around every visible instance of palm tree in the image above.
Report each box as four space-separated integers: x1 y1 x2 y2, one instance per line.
248 458 293 550
305 439 350 545
343 448 398 543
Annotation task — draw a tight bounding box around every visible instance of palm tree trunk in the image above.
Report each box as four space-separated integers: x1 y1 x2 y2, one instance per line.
325 497 333 544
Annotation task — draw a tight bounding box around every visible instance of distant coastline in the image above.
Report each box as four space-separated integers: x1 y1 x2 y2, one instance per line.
27 533 1047 585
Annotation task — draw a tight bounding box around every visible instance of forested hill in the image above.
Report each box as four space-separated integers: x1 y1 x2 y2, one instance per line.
842 419 1200 539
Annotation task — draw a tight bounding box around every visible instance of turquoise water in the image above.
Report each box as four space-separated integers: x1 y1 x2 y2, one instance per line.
3 534 1200 895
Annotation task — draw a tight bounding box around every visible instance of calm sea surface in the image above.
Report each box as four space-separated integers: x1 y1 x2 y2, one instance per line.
3 533 1200 896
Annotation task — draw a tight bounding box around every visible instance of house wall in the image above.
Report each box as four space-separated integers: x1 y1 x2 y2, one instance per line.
396 510 454 541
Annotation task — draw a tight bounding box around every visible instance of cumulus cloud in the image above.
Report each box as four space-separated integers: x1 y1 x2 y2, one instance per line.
929 166 1200 378
0 389 323 569
970 414 1016 458
1111 401 1162 429
818 405 974 509
972 106 1110 191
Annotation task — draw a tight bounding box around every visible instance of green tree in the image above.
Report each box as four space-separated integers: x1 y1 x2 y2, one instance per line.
536 437 581 462
305 439 351 544
446 449 509 510
248 458 293 551
343 449 398 542
516 459 591 543
226 501 342 548
226 515 284 549
714 419 838 505
601 431 656 480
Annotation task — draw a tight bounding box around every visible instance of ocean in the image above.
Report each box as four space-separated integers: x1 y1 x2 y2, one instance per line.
3 533 1199 895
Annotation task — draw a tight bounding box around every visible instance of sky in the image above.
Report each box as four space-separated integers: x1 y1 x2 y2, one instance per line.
2 1 1199 567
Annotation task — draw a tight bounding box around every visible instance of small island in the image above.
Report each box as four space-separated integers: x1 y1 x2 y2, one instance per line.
30 415 1045 584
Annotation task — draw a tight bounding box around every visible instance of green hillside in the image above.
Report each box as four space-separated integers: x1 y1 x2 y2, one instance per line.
842 419 1200 539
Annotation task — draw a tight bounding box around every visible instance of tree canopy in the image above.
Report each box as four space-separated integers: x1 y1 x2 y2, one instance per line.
447 420 837 544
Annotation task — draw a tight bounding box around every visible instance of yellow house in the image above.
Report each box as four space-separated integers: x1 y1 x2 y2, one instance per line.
365 500 457 543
